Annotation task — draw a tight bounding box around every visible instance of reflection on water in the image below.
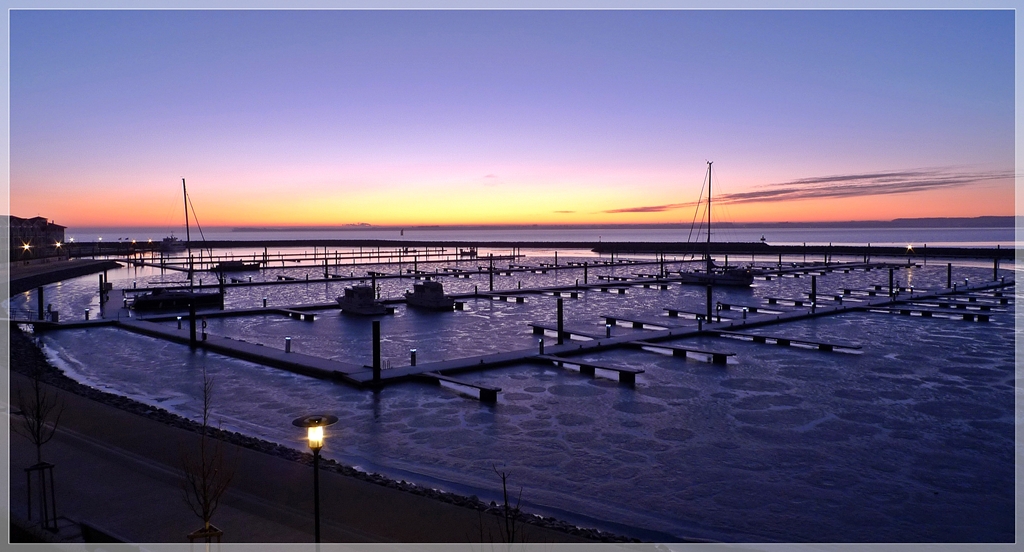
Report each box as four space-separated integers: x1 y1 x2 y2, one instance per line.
13 251 1016 542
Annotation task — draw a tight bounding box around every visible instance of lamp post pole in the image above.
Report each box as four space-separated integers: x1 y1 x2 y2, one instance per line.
293 414 339 544
313 446 321 543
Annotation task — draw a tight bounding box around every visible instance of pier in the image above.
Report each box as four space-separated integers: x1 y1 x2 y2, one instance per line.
13 254 1014 403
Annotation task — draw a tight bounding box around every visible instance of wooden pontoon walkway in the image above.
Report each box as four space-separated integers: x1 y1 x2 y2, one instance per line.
16 262 1013 401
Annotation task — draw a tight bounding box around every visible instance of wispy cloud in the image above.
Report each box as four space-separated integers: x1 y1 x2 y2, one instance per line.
482 174 501 187
716 168 1013 205
603 202 695 214
553 210 576 214
599 167 1012 214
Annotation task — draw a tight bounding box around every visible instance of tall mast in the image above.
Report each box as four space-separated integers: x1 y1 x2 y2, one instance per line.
183 178 190 244
183 178 193 289
706 161 712 274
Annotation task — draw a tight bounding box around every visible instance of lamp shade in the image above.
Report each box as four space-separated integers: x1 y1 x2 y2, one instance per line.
292 415 339 452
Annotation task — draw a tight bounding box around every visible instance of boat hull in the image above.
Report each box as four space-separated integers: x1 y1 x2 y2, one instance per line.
210 261 261 272
678 270 754 287
132 290 224 312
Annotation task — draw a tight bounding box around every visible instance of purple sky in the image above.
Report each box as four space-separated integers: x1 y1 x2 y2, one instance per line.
9 9 1016 227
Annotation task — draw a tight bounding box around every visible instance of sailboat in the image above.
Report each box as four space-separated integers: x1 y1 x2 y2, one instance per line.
132 179 225 311
677 162 755 287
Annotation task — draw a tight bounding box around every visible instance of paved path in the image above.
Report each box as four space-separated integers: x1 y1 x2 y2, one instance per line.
8 372 596 545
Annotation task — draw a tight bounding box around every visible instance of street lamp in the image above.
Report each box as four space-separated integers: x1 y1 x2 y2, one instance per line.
292 414 339 543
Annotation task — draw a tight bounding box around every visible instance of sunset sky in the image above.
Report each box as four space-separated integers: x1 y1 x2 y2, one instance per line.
9 9 1016 228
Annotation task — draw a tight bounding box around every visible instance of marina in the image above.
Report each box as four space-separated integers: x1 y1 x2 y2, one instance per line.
7 241 1016 542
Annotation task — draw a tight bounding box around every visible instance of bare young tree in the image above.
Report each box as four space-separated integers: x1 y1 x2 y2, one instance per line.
492 464 526 544
180 368 236 537
13 364 66 465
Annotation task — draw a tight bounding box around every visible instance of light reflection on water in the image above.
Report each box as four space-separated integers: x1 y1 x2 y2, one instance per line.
13 252 1016 542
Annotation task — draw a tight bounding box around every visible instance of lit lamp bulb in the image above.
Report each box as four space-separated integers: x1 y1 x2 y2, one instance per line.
307 425 324 452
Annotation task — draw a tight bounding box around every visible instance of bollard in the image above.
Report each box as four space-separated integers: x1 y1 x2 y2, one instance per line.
557 298 564 345
538 338 544 355
606 323 612 338
518 281 521 289
285 337 292 353
742 307 748 319
263 297 268 308
84 309 89 321
705 285 713 323
177 316 182 330
698 317 703 331
372 320 381 384
133 281 137 288
474 285 478 296
188 302 197 347
410 349 417 366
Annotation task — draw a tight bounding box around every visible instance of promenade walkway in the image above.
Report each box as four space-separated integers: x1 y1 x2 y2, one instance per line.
8 371 597 546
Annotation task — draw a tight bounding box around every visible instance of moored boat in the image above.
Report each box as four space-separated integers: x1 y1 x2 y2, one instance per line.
209 260 261 272
132 288 224 311
133 178 225 311
337 283 394 315
679 162 754 287
405 280 455 310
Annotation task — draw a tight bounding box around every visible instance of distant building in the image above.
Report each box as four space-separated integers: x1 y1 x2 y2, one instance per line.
7 215 66 260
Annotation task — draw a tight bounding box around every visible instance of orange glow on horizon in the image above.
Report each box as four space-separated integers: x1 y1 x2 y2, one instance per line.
13 173 1014 228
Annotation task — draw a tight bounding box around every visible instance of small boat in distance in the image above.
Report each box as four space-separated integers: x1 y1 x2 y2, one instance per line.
405 280 455 310
159 234 186 252
337 283 394 315
678 161 754 287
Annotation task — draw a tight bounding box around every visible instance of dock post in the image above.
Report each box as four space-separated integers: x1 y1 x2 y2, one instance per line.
554 251 558 266
811 275 817 306
994 257 999 281
538 338 544 355
285 337 291 353
489 255 494 291
410 348 416 366
557 298 564 345
888 268 894 298
584 262 588 284
947 263 952 288
37 287 44 320
606 323 611 338
372 320 381 384
778 253 782 270
99 274 105 302
706 285 713 323
189 302 197 348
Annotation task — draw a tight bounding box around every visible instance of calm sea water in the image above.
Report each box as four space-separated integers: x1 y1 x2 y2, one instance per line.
66 225 1017 248
8 247 1016 542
